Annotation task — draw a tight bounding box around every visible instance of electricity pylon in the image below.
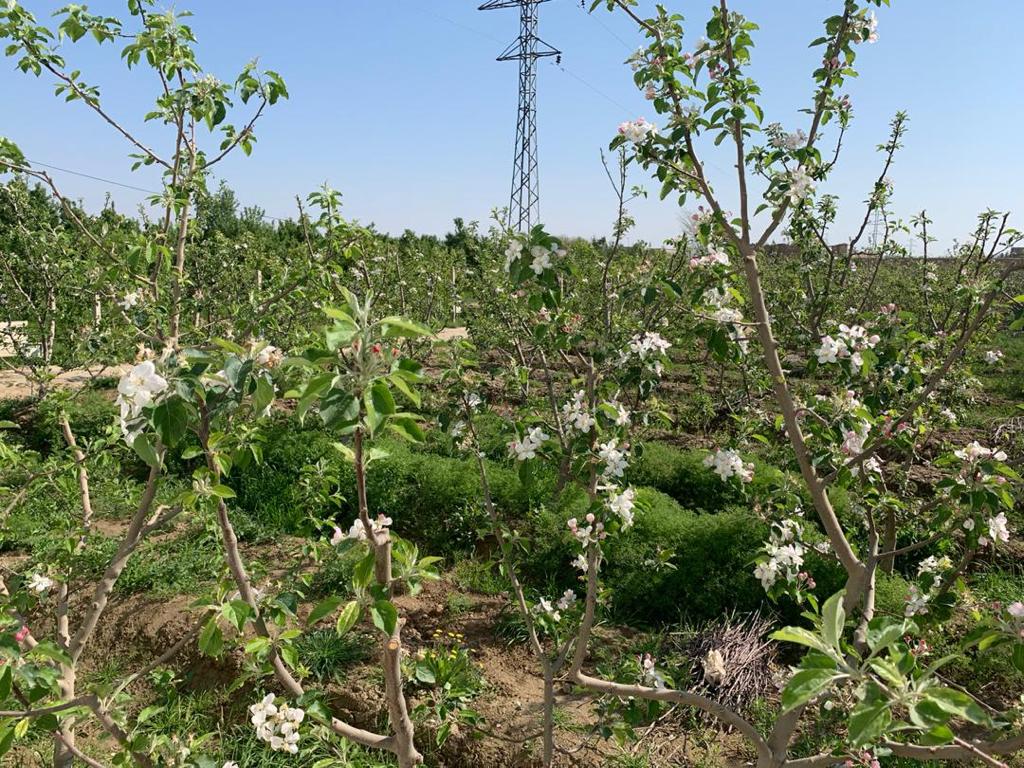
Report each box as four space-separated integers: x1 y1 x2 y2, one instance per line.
479 0 560 232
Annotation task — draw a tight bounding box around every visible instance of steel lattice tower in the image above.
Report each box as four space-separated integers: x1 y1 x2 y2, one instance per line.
479 0 560 233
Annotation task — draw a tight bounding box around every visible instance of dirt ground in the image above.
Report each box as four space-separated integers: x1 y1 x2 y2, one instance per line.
0 364 128 400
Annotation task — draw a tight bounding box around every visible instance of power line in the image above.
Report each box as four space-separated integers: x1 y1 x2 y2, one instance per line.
20 158 291 223
576 1 635 53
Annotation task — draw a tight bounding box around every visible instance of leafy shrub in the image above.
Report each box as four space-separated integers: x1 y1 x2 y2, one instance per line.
231 418 552 555
628 442 783 513
33 391 118 453
521 487 842 625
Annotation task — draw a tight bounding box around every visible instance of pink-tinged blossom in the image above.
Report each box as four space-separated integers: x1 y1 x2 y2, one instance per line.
905 585 930 617
979 512 1010 548
618 117 658 143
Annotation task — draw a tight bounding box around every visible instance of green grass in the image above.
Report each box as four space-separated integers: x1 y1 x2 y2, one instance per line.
295 629 374 683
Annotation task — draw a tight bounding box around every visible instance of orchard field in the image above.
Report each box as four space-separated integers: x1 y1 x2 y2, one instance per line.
1 2 1023 768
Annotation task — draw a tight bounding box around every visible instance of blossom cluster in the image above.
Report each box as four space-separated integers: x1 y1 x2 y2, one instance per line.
753 518 809 591
853 11 879 44
597 439 628 480
562 390 595 434
766 123 807 151
509 426 549 461
617 117 658 144
334 514 393 544
688 247 730 270
702 287 749 353
534 589 577 624
504 238 566 276
984 349 1004 365
622 331 672 378
703 448 754 483
116 360 168 443
248 694 304 754
785 166 814 205
816 324 881 369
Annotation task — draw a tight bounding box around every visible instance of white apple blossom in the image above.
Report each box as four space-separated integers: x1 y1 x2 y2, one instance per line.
703 448 754 483
249 694 304 754
346 514 393 542
534 597 561 623
119 288 143 310
509 426 549 461
116 360 168 442
639 652 666 689
562 390 596 433
28 573 53 593
627 331 672 360
572 553 589 573
904 585 929 617
606 486 636 528
984 350 1004 365
979 512 1010 548
618 117 658 143
598 439 628 479
785 166 814 204
816 335 842 364
1008 602 1024 619
556 588 577 612
954 441 1006 463
608 400 631 426
689 248 730 270
530 245 552 275
504 238 523 271
841 421 870 456
568 515 605 548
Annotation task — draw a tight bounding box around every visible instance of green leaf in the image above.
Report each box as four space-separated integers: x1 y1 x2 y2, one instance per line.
0 665 11 700
370 600 398 636
131 433 162 469
389 373 421 407
380 316 431 339
307 596 344 627
866 617 906 654
781 668 842 712
370 381 397 416
352 549 375 590
821 590 846 651
222 599 252 632
771 626 829 653
206 482 233 499
336 601 360 635
415 663 436 684
198 619 223 657
1013 643 1024 673
388 417 424 443
848 698 892 747
925 687 991 726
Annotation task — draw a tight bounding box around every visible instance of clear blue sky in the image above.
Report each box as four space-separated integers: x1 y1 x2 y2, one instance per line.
2 1 1022 251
